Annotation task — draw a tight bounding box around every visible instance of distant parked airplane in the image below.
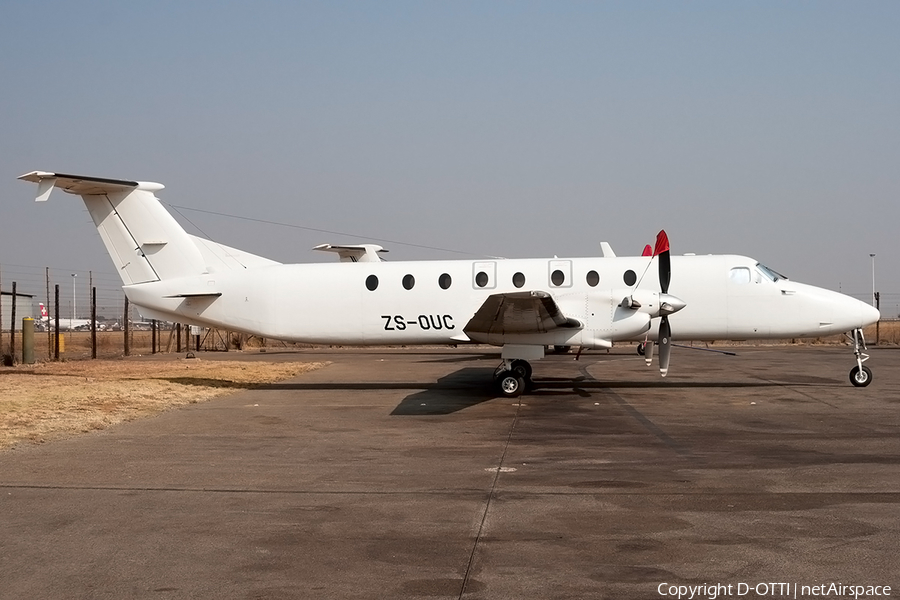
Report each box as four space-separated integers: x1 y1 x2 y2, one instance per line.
38 303 94 331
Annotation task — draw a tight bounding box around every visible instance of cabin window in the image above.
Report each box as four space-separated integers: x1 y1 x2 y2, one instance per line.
439 273 452 289
729 267 751 284
623 270 637 286
548 259 572 288
586 270 600 287
512 272 526 288
472 261 497 289
366 275 379 291
402 274 415 290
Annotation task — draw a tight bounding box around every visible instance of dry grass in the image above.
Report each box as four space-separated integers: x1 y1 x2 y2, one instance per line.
0 359 327 451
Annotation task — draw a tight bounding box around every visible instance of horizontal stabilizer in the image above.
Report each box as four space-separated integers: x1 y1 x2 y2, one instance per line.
18 171 162 201
313 243 387 263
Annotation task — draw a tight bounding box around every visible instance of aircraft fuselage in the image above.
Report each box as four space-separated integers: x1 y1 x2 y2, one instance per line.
123 254 878 347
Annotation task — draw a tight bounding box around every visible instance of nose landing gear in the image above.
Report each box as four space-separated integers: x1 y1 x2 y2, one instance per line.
848 328 873 387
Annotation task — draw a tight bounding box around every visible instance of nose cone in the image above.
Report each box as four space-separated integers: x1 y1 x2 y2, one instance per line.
831 293 881 332
793 283 881 336
860 301 881 328
659 293 687 316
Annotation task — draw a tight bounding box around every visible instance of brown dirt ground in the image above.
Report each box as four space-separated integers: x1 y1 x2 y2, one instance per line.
0 359 327 451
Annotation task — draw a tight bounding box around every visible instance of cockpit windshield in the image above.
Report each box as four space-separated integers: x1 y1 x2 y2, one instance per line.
756 263 788 282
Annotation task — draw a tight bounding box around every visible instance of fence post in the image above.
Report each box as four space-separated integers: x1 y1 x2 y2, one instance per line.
124 296 130 357
54 284 60 360
91 287 97 359
151 320 157 354
9 281 16 365
46 267 51 359
875 292 880 346
22 317 34 365
0 264 3 358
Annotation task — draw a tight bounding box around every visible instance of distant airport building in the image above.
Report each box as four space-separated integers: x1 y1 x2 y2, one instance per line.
1 290 35 330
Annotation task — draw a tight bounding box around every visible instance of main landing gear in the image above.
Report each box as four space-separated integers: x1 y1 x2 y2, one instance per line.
494 359 533 398
848 328 873 387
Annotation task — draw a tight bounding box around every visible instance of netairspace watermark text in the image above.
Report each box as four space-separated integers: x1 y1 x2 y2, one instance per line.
657 583 892 600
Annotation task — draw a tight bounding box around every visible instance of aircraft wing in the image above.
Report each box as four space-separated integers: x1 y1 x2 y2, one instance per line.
463 291 581 339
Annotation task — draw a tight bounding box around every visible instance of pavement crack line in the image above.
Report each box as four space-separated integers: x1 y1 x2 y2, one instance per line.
458 399 522 599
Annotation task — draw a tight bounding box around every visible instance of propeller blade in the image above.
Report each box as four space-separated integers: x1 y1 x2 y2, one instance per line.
641 244 652 257
653 230 669 256
655 230 671 294
644 340 654 366
658 316 672 377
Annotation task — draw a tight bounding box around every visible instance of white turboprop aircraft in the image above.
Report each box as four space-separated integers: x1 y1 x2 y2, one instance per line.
20 171 880 395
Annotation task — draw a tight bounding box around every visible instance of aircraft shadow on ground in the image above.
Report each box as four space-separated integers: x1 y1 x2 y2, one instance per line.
256 367 804 416
255 368 497 415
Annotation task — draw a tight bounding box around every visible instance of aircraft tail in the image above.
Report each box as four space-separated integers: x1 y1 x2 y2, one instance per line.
18 171 275 284
39 303 48 318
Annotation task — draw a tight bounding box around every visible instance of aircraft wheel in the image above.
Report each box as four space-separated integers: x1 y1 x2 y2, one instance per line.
497 371 525 398
636 343 645 356
510 359 532 381
849 365 873 387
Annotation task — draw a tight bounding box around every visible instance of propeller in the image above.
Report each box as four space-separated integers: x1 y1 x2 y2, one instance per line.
622 230 685 376
654 230 672 377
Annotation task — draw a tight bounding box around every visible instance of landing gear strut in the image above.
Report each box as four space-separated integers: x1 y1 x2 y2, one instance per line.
494 359 532 398
848 328 873 387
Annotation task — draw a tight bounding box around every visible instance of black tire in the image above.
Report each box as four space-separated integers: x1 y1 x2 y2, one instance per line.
551 345 571 354
497 371 525 398
849 365 873 387
636 343 645 356
510 359 533 381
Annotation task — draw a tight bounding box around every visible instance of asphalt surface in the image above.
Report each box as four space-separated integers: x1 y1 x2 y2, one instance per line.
1 345 898 599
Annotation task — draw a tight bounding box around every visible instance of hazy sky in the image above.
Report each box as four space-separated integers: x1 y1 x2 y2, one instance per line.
1 2 898 310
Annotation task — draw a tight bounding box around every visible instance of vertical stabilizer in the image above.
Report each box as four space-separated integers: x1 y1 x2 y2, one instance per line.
20 172 209 284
